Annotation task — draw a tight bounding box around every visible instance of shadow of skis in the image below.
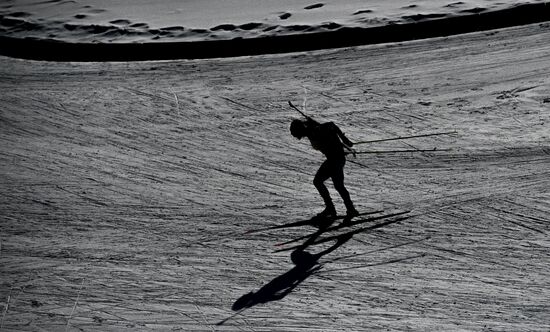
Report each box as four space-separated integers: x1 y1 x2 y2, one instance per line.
274 210 411 250
218 210 417 325
244 210 384 235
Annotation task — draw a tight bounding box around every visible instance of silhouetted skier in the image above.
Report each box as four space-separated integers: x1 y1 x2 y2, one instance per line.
290 117 358 218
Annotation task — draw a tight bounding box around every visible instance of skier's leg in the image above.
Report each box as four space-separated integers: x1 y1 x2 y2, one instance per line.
331 159 358 216
314 160 335 215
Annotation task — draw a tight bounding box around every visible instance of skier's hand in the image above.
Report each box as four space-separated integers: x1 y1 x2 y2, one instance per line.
345 146 357 158
337 129 353 147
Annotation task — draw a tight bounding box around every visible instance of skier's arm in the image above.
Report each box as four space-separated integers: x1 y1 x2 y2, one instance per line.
328 122 356 157
329 122 354 147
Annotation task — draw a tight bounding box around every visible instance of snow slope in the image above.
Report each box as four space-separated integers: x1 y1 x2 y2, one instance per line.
1 22 549 331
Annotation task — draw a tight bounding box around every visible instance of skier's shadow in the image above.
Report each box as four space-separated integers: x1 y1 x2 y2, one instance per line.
217 212 416 325
230 218 352 312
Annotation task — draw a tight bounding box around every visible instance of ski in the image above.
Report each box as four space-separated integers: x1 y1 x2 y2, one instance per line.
275 210 411 247
274 215 413 253
244 210 384 235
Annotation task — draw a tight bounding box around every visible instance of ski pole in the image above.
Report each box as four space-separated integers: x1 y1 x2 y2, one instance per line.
352 148 451 154
354 131 458 145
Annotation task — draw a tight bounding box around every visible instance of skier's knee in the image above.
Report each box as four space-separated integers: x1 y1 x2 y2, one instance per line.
333 181 347 193
313 177 324 188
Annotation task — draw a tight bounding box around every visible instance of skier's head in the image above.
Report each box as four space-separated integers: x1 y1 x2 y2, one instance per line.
290 119 306 139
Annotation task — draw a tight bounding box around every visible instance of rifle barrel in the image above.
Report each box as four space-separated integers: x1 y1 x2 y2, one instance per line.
288 101 307 118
